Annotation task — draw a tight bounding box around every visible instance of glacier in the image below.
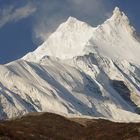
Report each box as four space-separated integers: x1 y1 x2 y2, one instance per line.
0 7 140 122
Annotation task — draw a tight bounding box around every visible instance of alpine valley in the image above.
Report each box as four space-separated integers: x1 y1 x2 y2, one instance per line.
0 7 140 122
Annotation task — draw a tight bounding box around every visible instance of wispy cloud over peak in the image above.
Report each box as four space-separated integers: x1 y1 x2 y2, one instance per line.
32 0 112 43
0 3 36 28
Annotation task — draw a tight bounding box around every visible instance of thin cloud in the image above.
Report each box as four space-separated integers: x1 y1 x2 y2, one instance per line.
0 3 36 28
32 0 113 42
69 0 107 16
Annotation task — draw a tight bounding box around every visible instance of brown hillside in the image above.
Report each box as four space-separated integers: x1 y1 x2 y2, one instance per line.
0 113 139 140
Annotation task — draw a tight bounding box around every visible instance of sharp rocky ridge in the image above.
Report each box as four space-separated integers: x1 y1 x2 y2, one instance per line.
0 7 140 121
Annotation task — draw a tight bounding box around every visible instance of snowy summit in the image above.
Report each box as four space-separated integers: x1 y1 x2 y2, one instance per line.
23 7 140 64
0 7 140 122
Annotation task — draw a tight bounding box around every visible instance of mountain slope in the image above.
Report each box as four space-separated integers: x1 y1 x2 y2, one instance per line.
0 112 140 140
23 16 94 61
0 55 140 121
0 7 140 121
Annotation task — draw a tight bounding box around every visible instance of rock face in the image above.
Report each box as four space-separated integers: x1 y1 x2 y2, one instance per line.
0 7 140 121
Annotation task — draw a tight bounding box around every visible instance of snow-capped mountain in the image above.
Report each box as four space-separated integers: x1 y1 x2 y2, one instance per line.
23 7 140 64
0 7 140 121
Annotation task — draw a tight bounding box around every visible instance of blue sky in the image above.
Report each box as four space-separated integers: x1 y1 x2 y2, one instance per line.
0 0 140 64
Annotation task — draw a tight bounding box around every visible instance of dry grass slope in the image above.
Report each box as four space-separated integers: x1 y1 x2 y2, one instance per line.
0 113 139 140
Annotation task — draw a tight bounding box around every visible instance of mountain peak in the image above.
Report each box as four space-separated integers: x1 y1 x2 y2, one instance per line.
23 7 140 64
64 16 90 27
57 16 92 33
110 7 129 24
113 7 121 16
66 16 79 23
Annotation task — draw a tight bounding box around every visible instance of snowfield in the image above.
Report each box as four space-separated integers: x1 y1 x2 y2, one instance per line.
0 7 140 122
